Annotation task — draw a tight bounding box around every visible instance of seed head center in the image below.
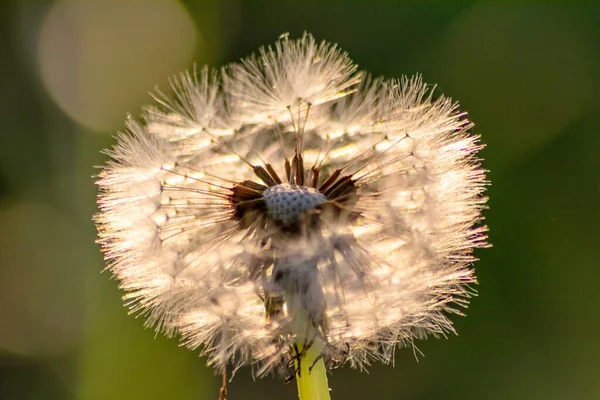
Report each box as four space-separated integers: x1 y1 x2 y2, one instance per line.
263 184 327 225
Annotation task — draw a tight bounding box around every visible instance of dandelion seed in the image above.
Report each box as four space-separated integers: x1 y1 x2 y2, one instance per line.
95 32 489 397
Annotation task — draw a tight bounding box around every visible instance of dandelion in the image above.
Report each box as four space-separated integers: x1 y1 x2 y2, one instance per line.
95 32 488 399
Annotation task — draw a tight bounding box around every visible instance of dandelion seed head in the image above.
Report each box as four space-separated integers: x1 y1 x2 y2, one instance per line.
95 33 489 377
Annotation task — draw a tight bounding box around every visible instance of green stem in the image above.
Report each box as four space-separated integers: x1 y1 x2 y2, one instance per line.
295 342 331 400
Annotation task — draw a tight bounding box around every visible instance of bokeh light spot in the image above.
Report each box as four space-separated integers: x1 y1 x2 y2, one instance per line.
37 0 198 132
0 201 86 356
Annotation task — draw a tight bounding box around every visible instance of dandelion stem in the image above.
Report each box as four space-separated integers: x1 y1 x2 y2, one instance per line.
295 342 331 400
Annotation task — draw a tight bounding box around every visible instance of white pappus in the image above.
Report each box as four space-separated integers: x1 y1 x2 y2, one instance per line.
95 32 489 378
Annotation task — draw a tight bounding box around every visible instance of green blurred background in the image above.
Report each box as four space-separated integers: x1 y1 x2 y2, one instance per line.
1 1 599 399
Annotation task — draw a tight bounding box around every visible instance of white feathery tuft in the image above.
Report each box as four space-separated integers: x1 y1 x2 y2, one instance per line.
224 32 361 123
95 33 489 377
